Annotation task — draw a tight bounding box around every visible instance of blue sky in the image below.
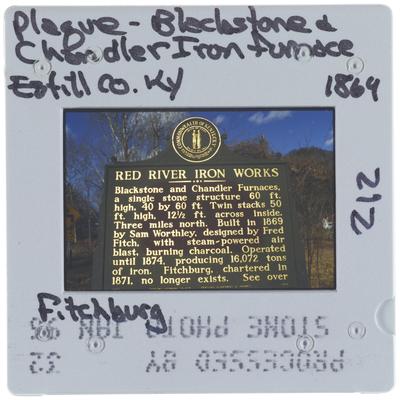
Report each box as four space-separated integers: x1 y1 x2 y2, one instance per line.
66 109 334 155
187 109 333 154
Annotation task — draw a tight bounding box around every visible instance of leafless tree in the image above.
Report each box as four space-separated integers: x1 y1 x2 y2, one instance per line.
96 111 187 162
66 111 188 217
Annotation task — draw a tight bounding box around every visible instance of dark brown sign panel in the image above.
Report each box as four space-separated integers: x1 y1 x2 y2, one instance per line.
92 145 308 290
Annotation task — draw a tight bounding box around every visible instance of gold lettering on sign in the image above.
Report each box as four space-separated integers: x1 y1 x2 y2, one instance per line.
106 163 302 290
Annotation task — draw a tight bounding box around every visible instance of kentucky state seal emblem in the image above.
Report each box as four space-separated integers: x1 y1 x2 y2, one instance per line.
172 117 221 163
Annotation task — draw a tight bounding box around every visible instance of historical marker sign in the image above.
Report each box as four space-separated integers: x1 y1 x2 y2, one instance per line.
93 118 308 290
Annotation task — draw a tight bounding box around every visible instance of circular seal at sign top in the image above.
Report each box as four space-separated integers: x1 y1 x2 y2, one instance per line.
172 117 222 163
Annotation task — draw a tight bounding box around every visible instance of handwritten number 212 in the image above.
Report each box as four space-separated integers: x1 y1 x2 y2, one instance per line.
350 168 381 235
